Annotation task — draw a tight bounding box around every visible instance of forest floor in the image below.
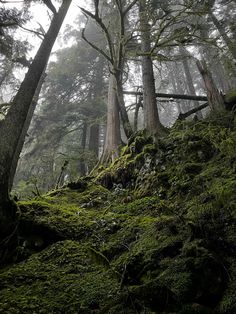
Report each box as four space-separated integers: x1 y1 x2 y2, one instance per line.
0 112 236 313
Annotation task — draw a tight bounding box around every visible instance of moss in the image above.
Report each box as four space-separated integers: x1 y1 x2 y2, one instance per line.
0 241 121 313
225 88 236 106
1 112 236 313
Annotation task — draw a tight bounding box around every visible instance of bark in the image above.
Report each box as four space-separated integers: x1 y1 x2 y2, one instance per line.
101 73 121 164
0 0 72 222
115 72 133 139
196 59 225 111
139 0 163 137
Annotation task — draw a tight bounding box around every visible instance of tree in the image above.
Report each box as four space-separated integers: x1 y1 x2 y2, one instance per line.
0 0 72 230
13 30 107 192
196 59 225 111
81 0 138 162
139 0 165 137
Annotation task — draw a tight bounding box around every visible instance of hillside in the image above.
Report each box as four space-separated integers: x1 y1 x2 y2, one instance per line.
0 113 236 313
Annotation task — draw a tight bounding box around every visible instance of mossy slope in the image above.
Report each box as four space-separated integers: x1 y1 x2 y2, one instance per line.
0 113 236 313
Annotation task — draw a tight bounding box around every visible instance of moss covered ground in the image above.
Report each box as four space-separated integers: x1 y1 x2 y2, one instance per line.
0 113 236 313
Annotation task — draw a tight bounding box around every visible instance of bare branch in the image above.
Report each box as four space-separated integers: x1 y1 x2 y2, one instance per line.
81 28 112 63
18 24 45 39
123 0 139 16
42 0 57 15
79 5 114 64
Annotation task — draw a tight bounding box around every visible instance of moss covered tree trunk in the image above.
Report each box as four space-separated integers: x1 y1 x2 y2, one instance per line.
0 0 72 229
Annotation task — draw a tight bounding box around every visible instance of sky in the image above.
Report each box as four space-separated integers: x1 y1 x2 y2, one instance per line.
1 0 89 101
3 0 89 56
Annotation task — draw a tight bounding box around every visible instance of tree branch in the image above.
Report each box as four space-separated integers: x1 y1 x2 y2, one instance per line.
42 0 57 15
18 24 45 39
79 5 114 64
81 28 112 63
123 0 139 16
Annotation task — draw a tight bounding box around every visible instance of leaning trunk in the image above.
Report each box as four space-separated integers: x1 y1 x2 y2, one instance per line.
0 0 72 223
8 71 47 192
196 59 225 112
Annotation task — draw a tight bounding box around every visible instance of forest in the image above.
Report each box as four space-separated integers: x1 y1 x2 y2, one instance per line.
0 0 236 313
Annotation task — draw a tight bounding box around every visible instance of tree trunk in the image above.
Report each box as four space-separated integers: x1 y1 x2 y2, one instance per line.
179 46 203 119
79 120 87 177
101 73 121 164
199 26 235 90
196 59 225 111
115 72 133 139
169 63 182 114
89 123 99 157
134 99 142 132
8 71 47 192
0 0 72 223
139 0 164 137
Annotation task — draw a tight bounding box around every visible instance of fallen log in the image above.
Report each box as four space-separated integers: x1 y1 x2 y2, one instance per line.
123 90 208 101
178 102 209 120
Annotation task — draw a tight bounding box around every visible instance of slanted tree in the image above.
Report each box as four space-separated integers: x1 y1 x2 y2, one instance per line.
196 59 225 111
0 0 72 231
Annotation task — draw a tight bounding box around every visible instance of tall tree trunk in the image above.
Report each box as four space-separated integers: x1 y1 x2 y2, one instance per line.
101 73 121 164
79 120 87 177
169 63 181 114
196 59 225 111
115 72 133 139
134 99 142 132
139 0 164 137
179 46 203 119
0 0 72 223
